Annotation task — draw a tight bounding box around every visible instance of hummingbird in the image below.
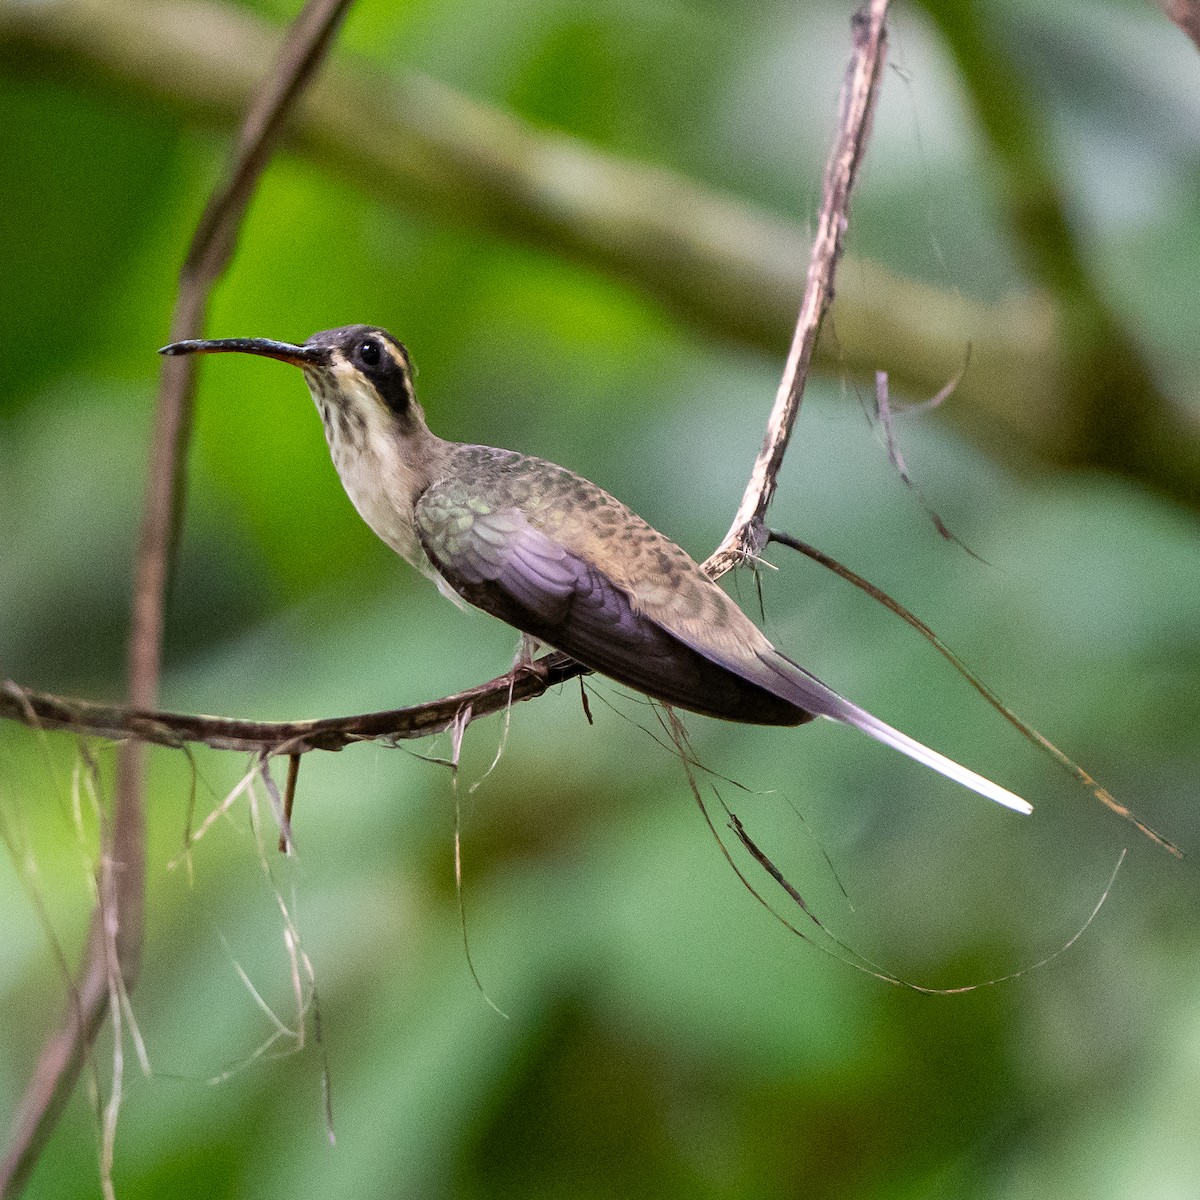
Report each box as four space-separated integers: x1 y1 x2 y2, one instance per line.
161 325 1031 816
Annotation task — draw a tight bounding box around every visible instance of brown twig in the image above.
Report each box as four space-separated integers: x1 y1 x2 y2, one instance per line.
705 0 889 576
279 753 303 855
0 2 353 1194
0 656 575 755
765 530 1181 858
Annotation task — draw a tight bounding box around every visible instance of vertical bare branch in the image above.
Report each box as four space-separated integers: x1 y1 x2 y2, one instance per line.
706 0 891 577
0 2 353 1194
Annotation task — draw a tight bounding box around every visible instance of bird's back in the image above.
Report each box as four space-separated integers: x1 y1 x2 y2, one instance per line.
415 445 812 725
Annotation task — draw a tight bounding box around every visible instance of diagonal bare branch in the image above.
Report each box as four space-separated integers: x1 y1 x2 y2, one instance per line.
0 660 581 755
705 0 889 576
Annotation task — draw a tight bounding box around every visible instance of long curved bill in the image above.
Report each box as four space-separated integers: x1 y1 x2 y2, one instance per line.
159 337 329 366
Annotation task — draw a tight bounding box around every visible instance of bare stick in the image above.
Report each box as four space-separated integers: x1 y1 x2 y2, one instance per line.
766 530 1180 858
706 0 890 576
279 753 302 855
0 1 353 1193
0 659 576 755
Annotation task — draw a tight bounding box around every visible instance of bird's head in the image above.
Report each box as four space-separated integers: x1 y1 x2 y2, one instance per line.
161 324 429 456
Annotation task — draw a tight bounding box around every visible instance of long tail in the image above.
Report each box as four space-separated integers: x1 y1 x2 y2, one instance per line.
761 653 1032 815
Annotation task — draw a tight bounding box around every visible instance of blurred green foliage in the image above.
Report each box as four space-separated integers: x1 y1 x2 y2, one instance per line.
2 1 1199 1197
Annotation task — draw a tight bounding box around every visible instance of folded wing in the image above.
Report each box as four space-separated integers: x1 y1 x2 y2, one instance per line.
414 493 807 725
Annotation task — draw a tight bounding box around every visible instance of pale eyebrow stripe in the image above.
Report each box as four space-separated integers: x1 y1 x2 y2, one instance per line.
382 339 409 370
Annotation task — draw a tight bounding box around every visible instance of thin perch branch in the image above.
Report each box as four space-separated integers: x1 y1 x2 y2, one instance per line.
0 659 580 755
765 530 1180 858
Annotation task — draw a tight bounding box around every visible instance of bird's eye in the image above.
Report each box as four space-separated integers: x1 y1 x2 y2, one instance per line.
357 339 382 367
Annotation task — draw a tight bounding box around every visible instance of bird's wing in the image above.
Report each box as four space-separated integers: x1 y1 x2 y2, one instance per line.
414 486 805 724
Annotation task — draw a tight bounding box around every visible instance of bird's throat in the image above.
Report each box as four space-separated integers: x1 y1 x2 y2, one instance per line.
303 372 450 580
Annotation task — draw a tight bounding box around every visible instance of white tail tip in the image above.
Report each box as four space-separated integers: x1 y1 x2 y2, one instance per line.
827 708 1033 815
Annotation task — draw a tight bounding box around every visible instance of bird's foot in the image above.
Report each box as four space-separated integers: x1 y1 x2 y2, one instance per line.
504 633 548 687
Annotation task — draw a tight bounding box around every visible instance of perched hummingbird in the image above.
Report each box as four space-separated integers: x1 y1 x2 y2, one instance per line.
161 325 1031 815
